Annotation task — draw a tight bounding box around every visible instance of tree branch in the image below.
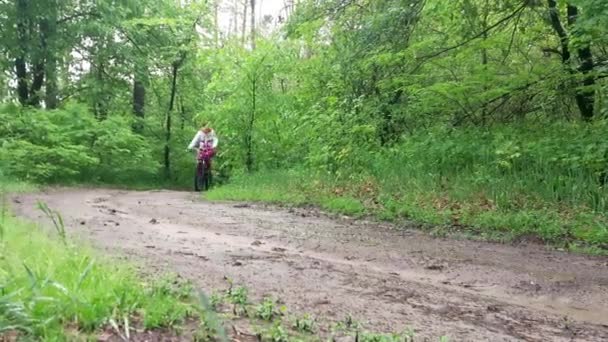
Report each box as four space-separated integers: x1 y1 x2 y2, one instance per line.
57 11 100 25
547 0 570 63
541 47 563 57
501 7 524 65
417 2 528 61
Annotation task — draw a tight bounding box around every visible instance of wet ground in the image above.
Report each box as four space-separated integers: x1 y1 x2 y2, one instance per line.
11 188 608 341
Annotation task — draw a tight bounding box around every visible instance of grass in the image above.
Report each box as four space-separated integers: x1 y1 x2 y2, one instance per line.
0 182 218 340
0 178 36 194
320 197 365 217
206 123 608 256
206 171 366 217
206 170 309 205
0 177 453 341
207 170 608 253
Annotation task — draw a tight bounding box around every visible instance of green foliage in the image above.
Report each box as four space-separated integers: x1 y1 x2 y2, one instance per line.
194 291 229 342
372 122 608 213
92 116 160 183
37 201 67 243
205 171 309 204
255 297 285 322
0 171 36 194
293 314 315 334
208 292 224 311
321 197 365 217
0 103 160 184
262 321 289 342
569 0 608 45
208 121 608 251
225 283 249 316
225 285 249 306
1 0 607 251
357 331 412 342
0 203 203 339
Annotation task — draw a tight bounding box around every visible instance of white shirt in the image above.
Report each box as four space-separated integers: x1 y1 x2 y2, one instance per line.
188 130 218 150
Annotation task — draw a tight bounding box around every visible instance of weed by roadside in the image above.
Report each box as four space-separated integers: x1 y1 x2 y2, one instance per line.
225 279 250 317
206 170 608 254
293 314 315 334
256 297 285 321
210 279 450 342
0 188 220 341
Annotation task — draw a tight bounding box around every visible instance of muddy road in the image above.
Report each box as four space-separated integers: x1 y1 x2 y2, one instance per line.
10 188 608 341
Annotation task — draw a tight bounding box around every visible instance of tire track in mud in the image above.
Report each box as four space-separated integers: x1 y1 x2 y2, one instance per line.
11 188 608 341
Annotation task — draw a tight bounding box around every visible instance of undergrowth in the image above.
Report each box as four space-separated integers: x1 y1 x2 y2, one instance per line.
0 182 216 340
206 123 608 254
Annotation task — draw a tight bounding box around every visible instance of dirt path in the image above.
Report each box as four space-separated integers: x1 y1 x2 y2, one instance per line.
10 188 608 341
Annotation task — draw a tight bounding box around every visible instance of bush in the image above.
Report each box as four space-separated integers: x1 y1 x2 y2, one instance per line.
0 103 160 184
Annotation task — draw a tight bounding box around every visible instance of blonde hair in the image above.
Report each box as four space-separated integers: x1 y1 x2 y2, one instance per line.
199 122 213 134
199 121 210 131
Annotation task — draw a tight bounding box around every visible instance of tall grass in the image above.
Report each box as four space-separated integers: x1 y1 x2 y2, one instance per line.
0 182 210 340
366 123 608 248
371 122 608 213
208 122 608 251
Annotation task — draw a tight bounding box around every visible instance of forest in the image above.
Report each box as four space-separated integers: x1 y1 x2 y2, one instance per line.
1 0 608 340
2 0 607 249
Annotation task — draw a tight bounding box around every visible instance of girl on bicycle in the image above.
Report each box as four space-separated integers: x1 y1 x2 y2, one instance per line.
187 123 218 161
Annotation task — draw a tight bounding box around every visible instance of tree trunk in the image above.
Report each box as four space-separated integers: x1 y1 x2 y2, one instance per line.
246 76 256 172
567 4 595 120
213 0 220 47
165 62 179 179
250 0 256 50
42 0 58 109
480 0 489 124
15 0 29 105
133 64 147 132
547 1 595 120
258 0 264 27
228 0 237 36
242 0 248 46
94 61 107 120
15 57 29 105
133 78 146 130
179 97 187 130
28 61 45 107
44 54 58 109
27 10 54 108
547 0 571 63
575 45 595 120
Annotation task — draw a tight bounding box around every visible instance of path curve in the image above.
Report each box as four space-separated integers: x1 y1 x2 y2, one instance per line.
11 188 608 341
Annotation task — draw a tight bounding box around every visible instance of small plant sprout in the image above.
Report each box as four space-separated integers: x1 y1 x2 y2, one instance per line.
256 297 285 321
225 284 249 316
344 314 360 330
294 313 315 333
268 321 289 342
209 292 223 311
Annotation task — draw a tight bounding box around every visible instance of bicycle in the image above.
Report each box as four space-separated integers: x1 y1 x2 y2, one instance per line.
194 142 215 192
